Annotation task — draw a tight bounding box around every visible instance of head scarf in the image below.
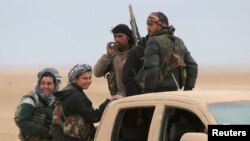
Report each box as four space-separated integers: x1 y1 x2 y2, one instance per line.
147 12 169 27
68 64 92 84
34 67 62 106
37 67 62 86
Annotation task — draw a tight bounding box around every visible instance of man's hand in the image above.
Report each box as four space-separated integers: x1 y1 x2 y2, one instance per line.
111 95 124 101
106 42 116 56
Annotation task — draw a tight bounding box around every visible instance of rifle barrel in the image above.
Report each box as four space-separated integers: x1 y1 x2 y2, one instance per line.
129 4 141 43
129 4 135 20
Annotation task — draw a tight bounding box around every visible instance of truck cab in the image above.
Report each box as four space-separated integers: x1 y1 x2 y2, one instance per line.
94 91 250 141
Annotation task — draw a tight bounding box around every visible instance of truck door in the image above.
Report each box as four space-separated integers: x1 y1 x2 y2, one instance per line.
111 107 155 141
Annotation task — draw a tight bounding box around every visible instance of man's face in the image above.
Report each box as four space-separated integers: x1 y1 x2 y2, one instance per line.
113 33 129 49
147 21 160 37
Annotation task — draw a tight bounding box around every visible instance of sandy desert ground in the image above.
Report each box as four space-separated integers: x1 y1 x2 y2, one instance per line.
0 67 250 140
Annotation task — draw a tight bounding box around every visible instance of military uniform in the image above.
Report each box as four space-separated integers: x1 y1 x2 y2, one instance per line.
94 24 135 96
17 92 53 141
144 28 198 93
51 83 110 141
15 67 61 141
94 49 130 96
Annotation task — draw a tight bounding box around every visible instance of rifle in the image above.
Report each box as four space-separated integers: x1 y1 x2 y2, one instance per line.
129 4 141 44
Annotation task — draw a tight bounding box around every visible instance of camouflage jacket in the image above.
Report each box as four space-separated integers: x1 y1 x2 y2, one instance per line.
53 84 110 139
16 91 53 141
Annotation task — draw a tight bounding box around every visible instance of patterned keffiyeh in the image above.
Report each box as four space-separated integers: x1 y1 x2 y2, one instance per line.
34 84 55 106
147 12 169 28
35 67 61 106
68 64 92 84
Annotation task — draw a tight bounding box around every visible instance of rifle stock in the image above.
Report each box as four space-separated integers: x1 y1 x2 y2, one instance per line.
129 4 141 44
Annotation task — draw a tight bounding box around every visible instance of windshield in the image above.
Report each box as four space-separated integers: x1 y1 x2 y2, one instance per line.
208 101 250 124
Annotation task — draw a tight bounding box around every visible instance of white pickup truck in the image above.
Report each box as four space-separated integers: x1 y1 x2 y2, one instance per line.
94 90 250 141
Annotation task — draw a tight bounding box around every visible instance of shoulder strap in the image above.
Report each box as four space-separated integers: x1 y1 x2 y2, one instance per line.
21 92 37 106
24 91 45 109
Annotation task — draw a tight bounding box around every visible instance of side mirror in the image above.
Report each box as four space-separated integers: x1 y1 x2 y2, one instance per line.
180 133 207 141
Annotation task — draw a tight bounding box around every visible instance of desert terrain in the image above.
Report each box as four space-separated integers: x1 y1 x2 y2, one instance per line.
0 67 250 140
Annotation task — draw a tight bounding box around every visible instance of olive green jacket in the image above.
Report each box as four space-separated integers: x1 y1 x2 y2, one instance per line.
17 93 54 141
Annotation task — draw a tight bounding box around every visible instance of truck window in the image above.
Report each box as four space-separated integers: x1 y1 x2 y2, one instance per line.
111 107 155 141
160 108 206 141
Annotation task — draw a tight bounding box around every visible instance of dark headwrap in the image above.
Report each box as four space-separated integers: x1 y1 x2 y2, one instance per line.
111 24 135 45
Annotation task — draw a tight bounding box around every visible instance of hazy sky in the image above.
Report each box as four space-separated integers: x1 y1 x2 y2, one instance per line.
1 0 250 68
